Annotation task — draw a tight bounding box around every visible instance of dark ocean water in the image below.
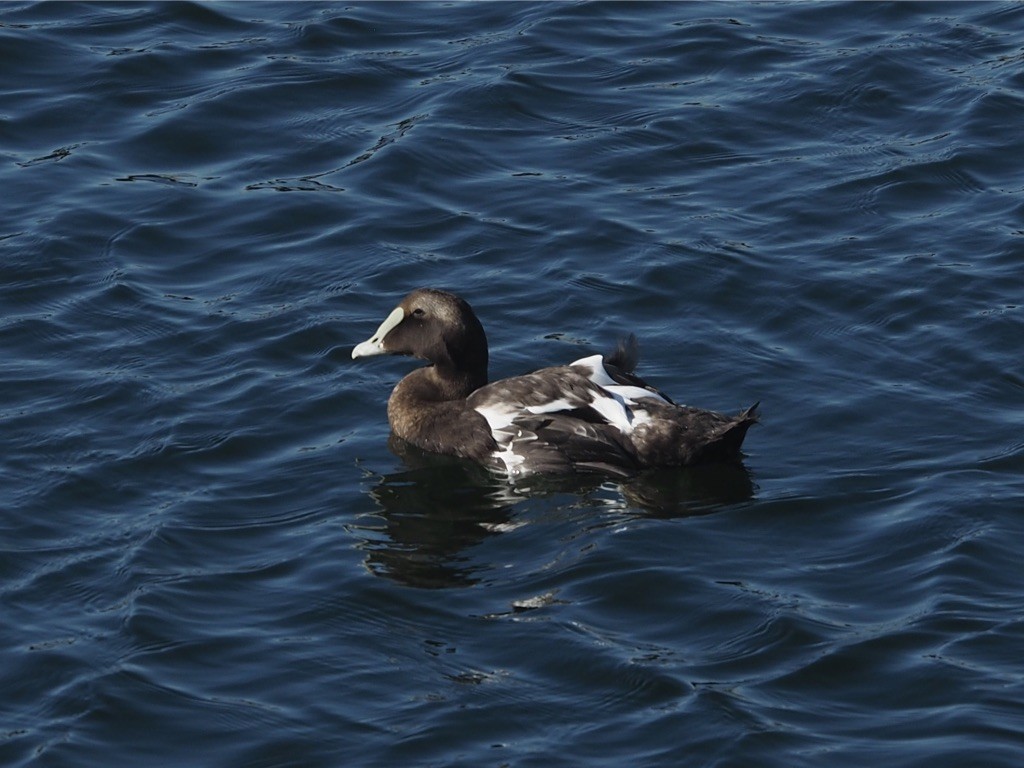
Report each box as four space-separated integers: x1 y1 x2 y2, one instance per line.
3 2 1024 766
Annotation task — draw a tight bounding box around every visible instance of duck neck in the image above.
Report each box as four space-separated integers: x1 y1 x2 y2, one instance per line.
428 332 488 400
389 361 486 414
429 360 487 401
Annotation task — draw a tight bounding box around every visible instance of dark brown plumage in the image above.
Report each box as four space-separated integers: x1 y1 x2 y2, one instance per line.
352 288 759 478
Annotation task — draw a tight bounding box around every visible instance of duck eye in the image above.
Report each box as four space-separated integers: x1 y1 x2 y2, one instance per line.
412 307 425 317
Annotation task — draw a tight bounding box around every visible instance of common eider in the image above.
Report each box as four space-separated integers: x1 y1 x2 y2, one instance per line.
352 288 759 478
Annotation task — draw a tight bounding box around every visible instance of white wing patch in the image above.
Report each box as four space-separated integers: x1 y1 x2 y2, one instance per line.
473 401 520 432
571 354 614 385
525 398 575 415
570 354 668 404
570 353 665 429
586 392 635 433
474 354 665 477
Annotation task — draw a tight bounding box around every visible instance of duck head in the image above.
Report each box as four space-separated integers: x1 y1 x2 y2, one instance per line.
352 288 489 381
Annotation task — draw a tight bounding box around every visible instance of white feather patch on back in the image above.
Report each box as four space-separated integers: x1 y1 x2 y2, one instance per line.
476 353 667 472
608 383 666 404
472 400 534 475
586 392 635 433
570 353 666 430
473 401 520 432
571 354 614 385
525 398 575 415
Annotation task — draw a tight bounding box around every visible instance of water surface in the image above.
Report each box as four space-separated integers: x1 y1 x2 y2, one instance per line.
2 2 1023 766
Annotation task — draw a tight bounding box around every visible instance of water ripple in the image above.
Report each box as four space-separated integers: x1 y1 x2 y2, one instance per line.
4 2 1024 766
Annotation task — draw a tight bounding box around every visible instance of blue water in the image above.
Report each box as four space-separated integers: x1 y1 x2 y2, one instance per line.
3 2 1023 765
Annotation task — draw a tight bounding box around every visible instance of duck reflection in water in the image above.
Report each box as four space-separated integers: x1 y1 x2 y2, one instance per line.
355 434 756 590
355 435 522 589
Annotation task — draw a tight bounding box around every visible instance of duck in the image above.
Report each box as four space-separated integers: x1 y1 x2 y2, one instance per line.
351 288 759 478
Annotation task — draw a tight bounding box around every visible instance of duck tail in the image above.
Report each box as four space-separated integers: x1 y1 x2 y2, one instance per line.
739 401 760 423
605 333 640 373
699 402 760 463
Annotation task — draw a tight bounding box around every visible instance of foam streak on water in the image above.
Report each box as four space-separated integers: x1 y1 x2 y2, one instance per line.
2 2 1024 766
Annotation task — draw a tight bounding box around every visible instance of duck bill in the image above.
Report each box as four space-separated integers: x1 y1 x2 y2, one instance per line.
352 306 405 358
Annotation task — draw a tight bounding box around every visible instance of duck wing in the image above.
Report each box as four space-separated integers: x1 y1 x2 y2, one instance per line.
601 334 676 404
467 364 650 477
466 351 758 476
491 413 640 477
